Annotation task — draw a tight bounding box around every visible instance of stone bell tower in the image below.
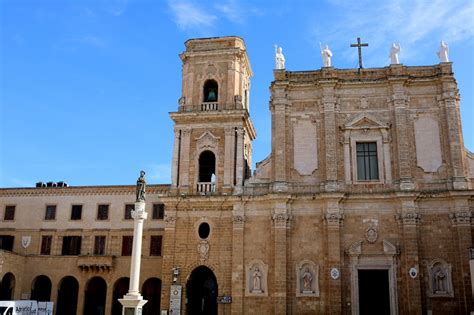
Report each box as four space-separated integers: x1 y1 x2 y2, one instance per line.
169 36 256 195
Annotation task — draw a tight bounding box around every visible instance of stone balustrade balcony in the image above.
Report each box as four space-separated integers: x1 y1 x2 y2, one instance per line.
77 255 114 272
196 182 215 194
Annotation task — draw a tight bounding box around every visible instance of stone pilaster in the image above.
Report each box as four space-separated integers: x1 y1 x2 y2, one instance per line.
224 127 235 189
390 79 415 190
323 196 344 313
321 81 339 191
179 129 191 192
231 203 245 315
171 129 181 189
449 198 472 313
272 201 290 315
273 102 288 186
160 209 177 312
439 64 468 189
234 128 245 194
396 194 422 315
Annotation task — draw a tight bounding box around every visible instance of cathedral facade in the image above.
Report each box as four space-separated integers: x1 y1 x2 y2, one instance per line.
1 36 473 315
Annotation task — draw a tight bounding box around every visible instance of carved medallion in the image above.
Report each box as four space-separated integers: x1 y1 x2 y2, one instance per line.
197 240 209 261
366 226 378 244
409 267 418 279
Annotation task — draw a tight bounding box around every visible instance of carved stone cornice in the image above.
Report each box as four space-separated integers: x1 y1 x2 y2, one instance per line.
449 211 471 226
396 212 421 226
324 213 344 226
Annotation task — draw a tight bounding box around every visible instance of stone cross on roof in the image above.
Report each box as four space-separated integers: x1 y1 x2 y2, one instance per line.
350 37 369 69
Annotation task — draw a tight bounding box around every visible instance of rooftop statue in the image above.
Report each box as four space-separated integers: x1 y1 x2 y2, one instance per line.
437 40 449 63
320 43 333 67
274 45 285 69
389 42 401 65
136 170 146 202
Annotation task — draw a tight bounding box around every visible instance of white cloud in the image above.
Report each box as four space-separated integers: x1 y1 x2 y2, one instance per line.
168 1 217 30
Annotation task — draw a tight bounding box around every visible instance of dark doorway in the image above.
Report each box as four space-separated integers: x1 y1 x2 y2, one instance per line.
84 276 107 315
57 276 79 315
0 273 15 300
358 269 390 315
31 275 52 302
142 278 162 315
198 151 216 182
186 266 218 315
112 277 129 315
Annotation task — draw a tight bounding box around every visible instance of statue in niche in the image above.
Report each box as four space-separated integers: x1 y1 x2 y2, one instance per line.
136 170 146 202
320 43 333 67
274 45 285 69
301 267 313 292
436 40 449 63
252 267 262 293
389 42 401 64
428 259 453 297
434 266 447 293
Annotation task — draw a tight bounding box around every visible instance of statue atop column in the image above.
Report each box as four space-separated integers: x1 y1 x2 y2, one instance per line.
436 40 449 63
136 170 146 202
320 44 333 67
389 42 401 64
274 45 285 69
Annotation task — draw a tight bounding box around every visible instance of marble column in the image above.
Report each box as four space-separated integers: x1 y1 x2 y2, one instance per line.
119 201 148 314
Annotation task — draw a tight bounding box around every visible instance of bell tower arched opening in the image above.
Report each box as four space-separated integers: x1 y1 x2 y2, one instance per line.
203 80 218 102
198 151 216 182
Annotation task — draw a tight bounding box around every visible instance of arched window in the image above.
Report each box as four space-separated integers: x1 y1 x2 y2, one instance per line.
56 276 79 315
199 151 216 182
203 80 218 102
31 275 52 302
142 278 162 315
0 273 15 300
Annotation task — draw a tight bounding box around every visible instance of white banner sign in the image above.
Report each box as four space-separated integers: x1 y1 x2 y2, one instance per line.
0 300 38 315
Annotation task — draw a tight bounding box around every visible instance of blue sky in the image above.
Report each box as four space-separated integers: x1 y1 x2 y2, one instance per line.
1 0 473 187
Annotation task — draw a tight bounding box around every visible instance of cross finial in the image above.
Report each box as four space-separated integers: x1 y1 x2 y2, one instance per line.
350 37 369 69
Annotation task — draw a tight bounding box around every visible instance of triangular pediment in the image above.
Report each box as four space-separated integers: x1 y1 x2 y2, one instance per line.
343 113 389 130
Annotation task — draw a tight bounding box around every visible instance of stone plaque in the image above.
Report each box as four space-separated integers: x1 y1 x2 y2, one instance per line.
293 120 318 175
414 116 442 172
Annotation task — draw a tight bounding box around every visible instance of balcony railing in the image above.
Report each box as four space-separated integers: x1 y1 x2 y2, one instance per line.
197 182 215 194
200 102 218 111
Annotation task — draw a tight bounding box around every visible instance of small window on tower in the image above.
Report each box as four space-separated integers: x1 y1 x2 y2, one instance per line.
203 80 218 102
